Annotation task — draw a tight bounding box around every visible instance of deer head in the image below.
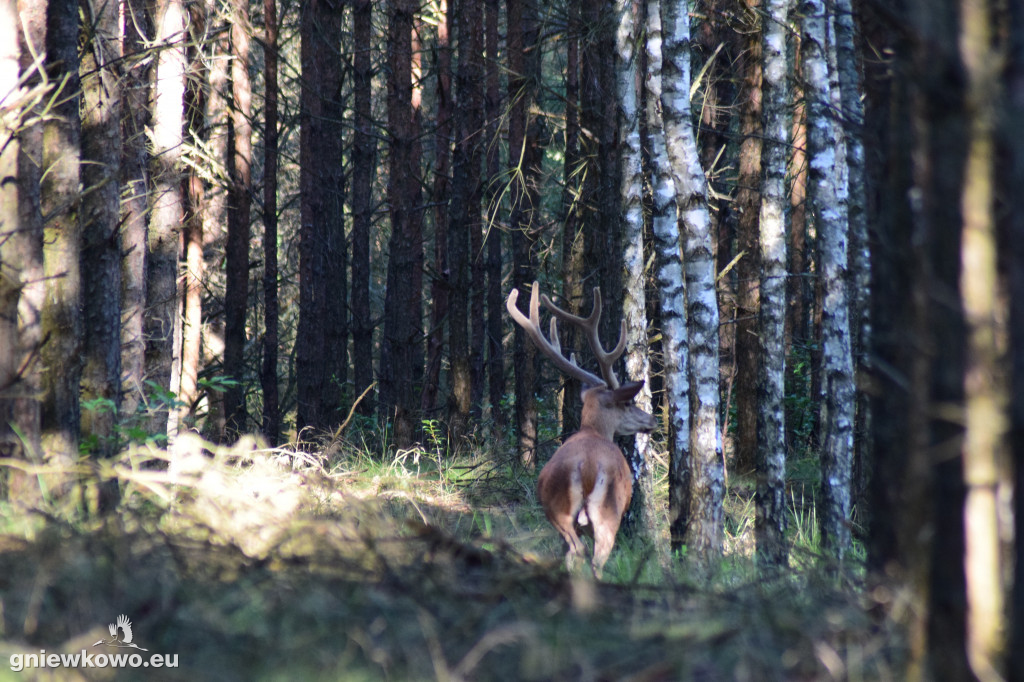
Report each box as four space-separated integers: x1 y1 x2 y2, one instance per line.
507 281 656 577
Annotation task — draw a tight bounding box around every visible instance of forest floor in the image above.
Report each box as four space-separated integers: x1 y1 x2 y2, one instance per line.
0 431 908 681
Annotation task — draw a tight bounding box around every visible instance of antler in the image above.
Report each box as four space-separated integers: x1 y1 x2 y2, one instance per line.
541 286 625 389
506 281 624 389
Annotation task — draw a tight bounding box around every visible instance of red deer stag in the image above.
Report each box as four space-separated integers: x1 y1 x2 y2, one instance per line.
507 282 656 578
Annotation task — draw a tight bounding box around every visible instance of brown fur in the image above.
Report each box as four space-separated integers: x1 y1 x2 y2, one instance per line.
537 384 654 577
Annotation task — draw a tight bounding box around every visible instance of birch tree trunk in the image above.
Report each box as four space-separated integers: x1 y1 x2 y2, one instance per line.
616 0 656 541
755 0 791 568
661 0 723 562
645 0 690 554
833 0 871 505
804 0 855 560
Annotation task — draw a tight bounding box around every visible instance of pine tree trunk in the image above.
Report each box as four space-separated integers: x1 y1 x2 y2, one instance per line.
41 0 83 458
147 0 187 441
351 0 375 417
381 0 424 448
804 0 855 560
422 0 451 417
224 0 253 437
661 0 724 563
755 0 791 568
732 0 763 476
508 0 539 466
79 0 123 457
484 0 505 429
645 0 690 554
559 0 583 437
0 3 26 466
3 0 46 500
119 0 149 422
448 0 484 439
180 17 206 433
261 0 280 444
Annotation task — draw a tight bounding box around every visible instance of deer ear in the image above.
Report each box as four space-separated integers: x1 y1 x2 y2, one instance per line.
611 380 644 403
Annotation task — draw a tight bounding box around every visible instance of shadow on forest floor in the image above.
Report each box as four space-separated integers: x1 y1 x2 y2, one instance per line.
0 435 906 681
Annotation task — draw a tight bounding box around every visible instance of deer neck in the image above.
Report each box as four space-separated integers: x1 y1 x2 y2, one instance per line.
578 404 617 442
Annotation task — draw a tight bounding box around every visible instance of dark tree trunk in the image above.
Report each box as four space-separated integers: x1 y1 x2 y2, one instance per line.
508 0 543 466
224 0 253 437
297 0 344 434
559 0 583 437
381 0 424 448
1008 1 1024 676
80 0 123 458
261 0 280 444
484 0 505 429
41 0 83 458
732 0 762 475
422 0 452 417
448 0 484 439
351 0 375 416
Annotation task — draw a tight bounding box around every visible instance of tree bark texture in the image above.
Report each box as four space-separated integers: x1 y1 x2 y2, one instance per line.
147 0 187 441
41 0 83 458
297 0 346 434
615 0 656 542
381 0 423 448
261 0 280 444
79 0 123 456
484 0 505 429
645 0 690 553
804 0 855 560
732 0 763 476
224 0 254 437
661 0 724 563
755 0 790 568
119 0 150 421
351 0 375 417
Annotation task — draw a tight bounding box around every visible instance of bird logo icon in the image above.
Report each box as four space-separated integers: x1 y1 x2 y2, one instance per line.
92 614 149 651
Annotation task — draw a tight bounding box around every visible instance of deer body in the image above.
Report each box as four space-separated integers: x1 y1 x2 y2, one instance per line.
507 283 656 577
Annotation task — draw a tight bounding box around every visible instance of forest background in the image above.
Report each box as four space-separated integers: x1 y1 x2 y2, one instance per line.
2 0 1024 679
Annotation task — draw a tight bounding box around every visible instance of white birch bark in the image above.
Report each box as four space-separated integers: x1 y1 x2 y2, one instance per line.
645 0 690 552
616 0 656 540
755 0 791 568
661 0 723 561
804 0 855 559
833 0 872 497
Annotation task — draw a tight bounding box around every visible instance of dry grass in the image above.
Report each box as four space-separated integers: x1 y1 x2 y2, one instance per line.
0 435 907 681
